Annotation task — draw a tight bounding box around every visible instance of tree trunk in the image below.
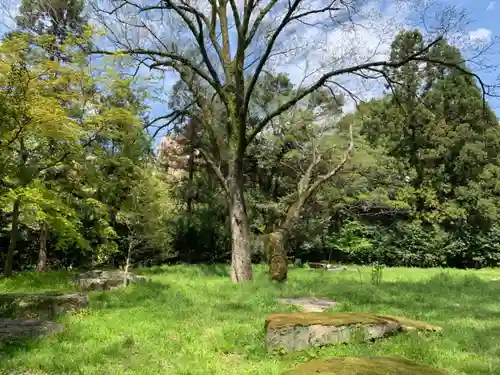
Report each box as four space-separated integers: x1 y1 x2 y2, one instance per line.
228 171 253 283
4 198 21 277
265 229 288 282
36 221 49 272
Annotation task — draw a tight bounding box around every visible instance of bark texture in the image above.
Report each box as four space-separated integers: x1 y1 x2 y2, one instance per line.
228 172 253 282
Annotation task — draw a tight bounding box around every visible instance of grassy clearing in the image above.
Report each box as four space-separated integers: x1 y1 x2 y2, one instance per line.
1 265 500 375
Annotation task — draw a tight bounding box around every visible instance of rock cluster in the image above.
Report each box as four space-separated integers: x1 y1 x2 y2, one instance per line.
269 311 446 374
0 292 88 343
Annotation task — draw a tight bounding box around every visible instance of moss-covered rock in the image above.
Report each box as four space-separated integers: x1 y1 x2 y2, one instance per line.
266 312 389 330
282 356 448 375
0 292 88 319
375 314 442 332
265 312 442 352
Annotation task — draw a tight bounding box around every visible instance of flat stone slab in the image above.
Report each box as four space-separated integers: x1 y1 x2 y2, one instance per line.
74 269 149 291
0 292 88 319
0 318 64 343
265 312 442 352
282 356 448 375
307 263 347 271
277 297 337 312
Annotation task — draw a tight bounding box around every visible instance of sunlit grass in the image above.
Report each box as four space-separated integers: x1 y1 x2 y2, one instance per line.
1 265 500 374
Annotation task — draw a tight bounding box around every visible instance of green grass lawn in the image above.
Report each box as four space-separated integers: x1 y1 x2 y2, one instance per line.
1 265 500 375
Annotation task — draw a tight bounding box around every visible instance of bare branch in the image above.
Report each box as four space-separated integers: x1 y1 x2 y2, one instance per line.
89 47 222 93
289 1 342 22
280 119 354 230
307 120 354 196
196 147 228 195
244 0 302 117
161 0 226 78
146 108 192 138
247 36 444 148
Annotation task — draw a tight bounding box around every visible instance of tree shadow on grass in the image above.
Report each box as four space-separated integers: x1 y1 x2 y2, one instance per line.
375 274 500 322
198 264 230 277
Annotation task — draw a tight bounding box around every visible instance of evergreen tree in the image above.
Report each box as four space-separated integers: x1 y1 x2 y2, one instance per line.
360 30 500 267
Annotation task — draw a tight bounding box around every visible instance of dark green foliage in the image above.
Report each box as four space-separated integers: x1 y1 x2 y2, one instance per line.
293 30 500 268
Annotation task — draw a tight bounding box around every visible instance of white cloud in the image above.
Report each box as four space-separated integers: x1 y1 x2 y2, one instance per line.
486 1 496 11
468 28 493 45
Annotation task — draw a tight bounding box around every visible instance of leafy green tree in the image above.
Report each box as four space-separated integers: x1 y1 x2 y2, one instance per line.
244 82 353 280
115 167 175 279
0 33 148 276
4 0 89 271
359 30 500 267
16 0 87 60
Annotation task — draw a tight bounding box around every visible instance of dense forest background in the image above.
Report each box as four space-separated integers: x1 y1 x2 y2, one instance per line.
1 0 500 279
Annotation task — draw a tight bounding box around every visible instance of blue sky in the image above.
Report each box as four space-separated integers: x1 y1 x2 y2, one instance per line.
0 0 498 146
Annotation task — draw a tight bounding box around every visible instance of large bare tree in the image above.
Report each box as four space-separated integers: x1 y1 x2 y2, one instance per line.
89 0 498 282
